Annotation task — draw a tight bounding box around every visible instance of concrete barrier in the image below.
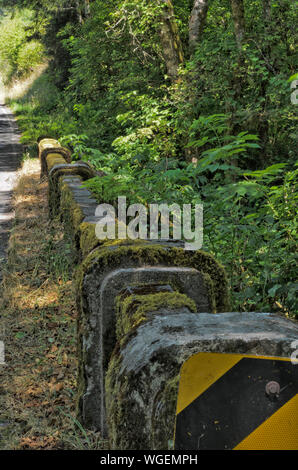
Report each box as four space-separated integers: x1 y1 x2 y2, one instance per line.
105 310 298 449
39 137 298 450
38 137 71 177
76 240 229 433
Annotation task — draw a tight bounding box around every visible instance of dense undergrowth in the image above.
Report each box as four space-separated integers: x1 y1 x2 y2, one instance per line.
0 0 297 317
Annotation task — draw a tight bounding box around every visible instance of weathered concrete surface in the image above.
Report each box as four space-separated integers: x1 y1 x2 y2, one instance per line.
0 105 21 282
77 240 229 434
78 266 211 434
39 137 230 443
105 311 298 450
100 267 211 366
40 134 298 452
48 161 95 180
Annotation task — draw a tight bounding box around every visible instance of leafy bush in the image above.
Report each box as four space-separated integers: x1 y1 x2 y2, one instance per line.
17 41 45 76
0 9 45 84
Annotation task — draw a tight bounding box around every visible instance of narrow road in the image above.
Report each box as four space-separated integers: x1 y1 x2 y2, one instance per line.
0 104 21 282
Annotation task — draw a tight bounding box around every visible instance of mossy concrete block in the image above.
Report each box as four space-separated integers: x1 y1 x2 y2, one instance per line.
49 175 82 218
77 240 229 314
102 267 210 366
46 153 67 171
78 265 211 434
116 290 197 339
49 161 96 183
77 220 105 259
76 240 229 433
46 161 101 261
39 138 71 177
48 161 97 218
105 312 298 450
57 177 98 243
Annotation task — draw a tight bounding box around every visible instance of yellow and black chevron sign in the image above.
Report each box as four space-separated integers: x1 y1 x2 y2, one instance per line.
174 353 298 450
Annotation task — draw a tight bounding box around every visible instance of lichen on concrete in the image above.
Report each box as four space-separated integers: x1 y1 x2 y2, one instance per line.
75 239 229 434
105 341 150 449
46 153 67 172
49 162 95 183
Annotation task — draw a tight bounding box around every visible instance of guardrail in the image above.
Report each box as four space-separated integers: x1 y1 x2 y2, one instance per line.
39 137 298 450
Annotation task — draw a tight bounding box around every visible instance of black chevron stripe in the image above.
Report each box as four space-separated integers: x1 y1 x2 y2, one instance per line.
175 358 297 450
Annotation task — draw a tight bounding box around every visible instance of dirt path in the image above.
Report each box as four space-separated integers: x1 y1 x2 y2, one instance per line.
0 104 21 281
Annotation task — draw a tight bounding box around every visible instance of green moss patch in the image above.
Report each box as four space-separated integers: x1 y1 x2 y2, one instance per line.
39 139 71 176
152 375 180 450
76 240 229 313
59 179 85 237
77 222 103 259
116 291 197 339
46 153 67 172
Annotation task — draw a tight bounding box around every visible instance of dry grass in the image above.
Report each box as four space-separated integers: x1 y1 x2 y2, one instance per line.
0 158 107 450
2 64 48 103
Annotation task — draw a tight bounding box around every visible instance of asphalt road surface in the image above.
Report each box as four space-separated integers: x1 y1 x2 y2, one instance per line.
0 104 21 282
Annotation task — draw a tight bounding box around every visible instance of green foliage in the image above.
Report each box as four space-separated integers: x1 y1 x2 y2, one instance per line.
202 163 297 316
0 8 45 83
17 40 45 75
18 41 44 75
3 0 297 317
184 0 297 165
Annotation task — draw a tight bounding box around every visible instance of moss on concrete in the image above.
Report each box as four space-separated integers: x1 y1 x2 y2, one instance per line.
116 291 197 339
76 240 229 314
105 338 150 449
75 310 89 425
75 240 228 422
201 272 216 312
77 222 102 259
77 220 146 261
152 374 180 450
59 179 84 237
46 153 67 172
105 349 134 449
47 154 68 215
39 138 71 176
50 164 95 183
105 336 181 449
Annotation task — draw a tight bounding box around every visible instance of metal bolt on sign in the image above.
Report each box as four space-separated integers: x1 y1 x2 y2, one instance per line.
265 381 280 398
174 353 298 450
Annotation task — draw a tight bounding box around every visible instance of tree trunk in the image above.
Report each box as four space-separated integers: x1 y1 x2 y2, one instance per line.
158 0 184 82
189 0 209 53
262 0 271 22
74 0 92 23
230 0 245 52
82 0 92 18
184 1 209 162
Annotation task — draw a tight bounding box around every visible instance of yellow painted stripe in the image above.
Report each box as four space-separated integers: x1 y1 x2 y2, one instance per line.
176 352 241 414
176 353 291 415
234 394 298 450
